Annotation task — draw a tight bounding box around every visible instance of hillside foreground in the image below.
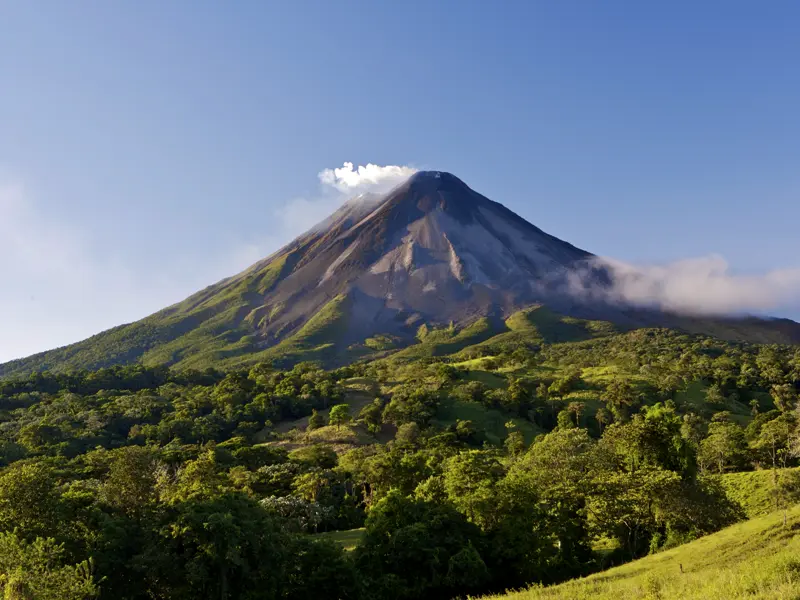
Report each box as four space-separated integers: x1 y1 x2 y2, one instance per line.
479 504 800 600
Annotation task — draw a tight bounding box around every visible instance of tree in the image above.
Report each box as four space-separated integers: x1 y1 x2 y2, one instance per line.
698 421 748 473
771 384 798 413
587 466 682 558
556 409 575 430
756 346 785 385
281 537 357 600
600 403 694 476
0 462 63 540
771 468 800 526
0 532 98 600
289 444 337 469
504 422 525 456
306 409 324 431
394 422 421 446
604 379 639 422
535 383 549 402
750 398 760 417
161 493 292 600
442 450 506 528
101 446 158 517
328 404 351 430
566 402 585 427
595 407 612 433
260 495 330 533
358 400 383 434
680 412 706 450
754 415 794 469
454 419 479 445
382 386 440 426
508 428 596 502
354 491 487 599
503 430 595 579
704 384 725 407
507 378 530 415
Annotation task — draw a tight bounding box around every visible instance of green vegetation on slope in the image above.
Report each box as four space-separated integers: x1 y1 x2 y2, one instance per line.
387 317 502 363
435 397 542 446
1 314 799 599
718 467 800 518
479 505 800 600
4 274 800 379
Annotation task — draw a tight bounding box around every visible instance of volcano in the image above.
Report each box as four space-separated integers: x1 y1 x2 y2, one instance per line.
232 170 599 340
2 171 799 376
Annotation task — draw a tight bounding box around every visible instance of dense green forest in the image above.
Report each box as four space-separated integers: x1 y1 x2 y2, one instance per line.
1 325 800 599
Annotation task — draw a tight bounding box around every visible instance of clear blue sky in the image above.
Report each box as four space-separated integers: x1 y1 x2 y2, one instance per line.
2 1 800 361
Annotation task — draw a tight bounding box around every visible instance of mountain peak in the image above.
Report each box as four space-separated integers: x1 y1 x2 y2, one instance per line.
378 169 480 223
407 169 461 184
403 170 471 196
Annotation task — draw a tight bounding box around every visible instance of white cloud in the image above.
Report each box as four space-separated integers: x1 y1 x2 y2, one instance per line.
274 162 417 238
580 255 800 316
318 162 417 193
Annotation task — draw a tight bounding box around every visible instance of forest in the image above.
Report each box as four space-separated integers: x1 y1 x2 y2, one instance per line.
1 326 799 599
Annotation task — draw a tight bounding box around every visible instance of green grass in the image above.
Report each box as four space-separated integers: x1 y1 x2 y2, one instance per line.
272 383 377 433
310 528 365 551
451 356 500 370
435 398 542 446
718 467 800 518
387 318 501 363
463 369 507 389
476 505 800 600
580 365 635 386
505 305 593 343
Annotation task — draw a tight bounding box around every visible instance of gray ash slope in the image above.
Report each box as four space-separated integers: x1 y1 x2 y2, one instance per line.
237 170 601 343
2 171 800 375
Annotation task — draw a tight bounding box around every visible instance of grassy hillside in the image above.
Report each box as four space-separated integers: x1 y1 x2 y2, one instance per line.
718 467 800 518
478 505 800 600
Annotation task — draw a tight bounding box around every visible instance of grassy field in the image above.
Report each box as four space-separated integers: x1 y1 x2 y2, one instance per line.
719 467 800 518
434 398 542 445
476 504 800 600
311 528 365 551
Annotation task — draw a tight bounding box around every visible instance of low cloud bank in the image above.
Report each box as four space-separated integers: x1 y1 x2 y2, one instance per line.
575 255 800 316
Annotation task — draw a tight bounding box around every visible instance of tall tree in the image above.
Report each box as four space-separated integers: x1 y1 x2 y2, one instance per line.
328 404 351 430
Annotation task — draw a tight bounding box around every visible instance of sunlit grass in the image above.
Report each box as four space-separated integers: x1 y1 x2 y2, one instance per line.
719 467 800 518
476 505 800 600
310 528 365 551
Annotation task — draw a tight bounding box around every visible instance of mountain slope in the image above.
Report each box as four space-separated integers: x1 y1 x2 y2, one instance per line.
3 171 800 376
482 504 800 600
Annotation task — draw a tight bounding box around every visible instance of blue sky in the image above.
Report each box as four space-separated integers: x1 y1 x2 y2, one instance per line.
2 1 800 361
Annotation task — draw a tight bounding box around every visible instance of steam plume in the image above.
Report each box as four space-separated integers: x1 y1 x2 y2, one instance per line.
318 162 417 193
